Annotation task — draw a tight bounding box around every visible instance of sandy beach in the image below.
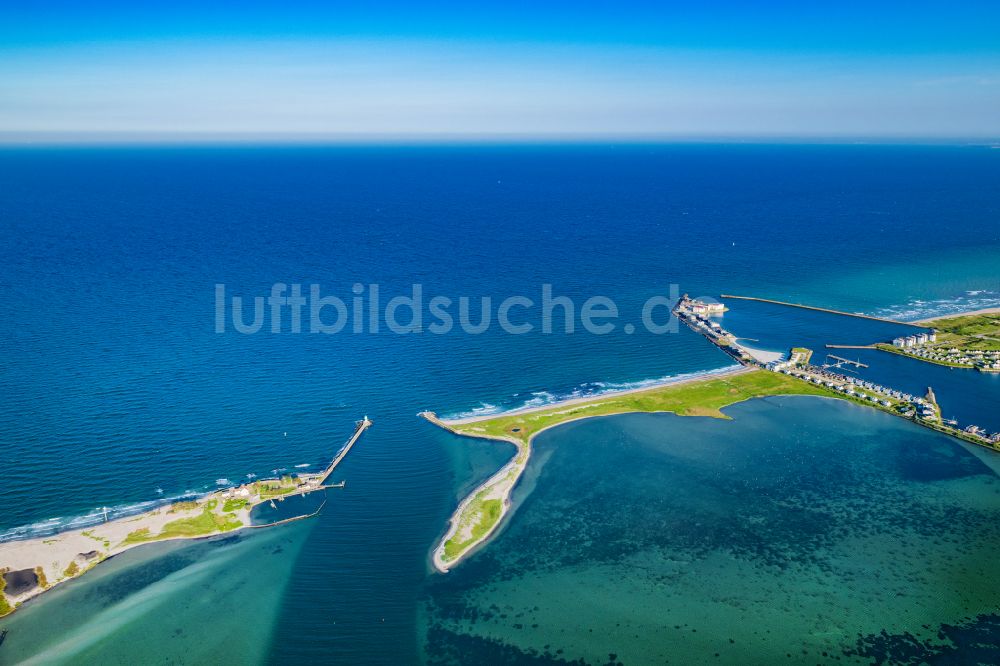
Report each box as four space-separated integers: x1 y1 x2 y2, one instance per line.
0 492 256 615
428 303 1000 573
427 365 770 572
439 365 752 426
909 307 1000 325
0 419 371 617
430 435 526 573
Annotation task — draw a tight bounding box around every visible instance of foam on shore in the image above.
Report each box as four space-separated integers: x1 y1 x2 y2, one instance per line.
872 291 1000 322
0 494 196 543
442 365 742 421
0 462 322 543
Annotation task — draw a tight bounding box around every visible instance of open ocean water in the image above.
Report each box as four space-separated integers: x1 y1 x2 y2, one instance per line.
0 145 998 664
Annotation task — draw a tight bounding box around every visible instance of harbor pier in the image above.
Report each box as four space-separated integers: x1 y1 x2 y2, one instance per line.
318 417 373 483
719 294 927 327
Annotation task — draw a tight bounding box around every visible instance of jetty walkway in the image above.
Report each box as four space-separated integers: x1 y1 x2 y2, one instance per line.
318 417 372 483
719 294 927 327
0 416 375 618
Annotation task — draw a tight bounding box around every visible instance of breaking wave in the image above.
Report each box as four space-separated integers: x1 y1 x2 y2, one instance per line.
0 463 314 543
442 365 741 420
0 494 198 543
871 291 1000 322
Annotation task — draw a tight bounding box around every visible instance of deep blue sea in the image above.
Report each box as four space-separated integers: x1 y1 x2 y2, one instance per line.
0 145 998 664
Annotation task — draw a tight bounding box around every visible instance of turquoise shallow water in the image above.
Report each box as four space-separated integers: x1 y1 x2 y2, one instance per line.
1 145 999 663
420 397 1000 664
0 522 314 664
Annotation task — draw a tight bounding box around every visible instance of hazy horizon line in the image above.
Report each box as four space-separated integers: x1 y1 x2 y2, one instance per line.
1 131 998 148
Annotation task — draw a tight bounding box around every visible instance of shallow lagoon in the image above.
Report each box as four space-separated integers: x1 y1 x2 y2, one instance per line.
420 396 1000 664
0 521 313 664
2 146 1000 663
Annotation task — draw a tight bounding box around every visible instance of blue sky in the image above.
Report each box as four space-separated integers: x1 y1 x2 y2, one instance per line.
2 1 999 141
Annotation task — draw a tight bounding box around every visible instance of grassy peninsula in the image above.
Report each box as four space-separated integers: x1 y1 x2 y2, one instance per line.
924 311 1000 350
879 311 1000 370
122 498 245 545
0 418 372 617
450 369 834 444
424 368 839 571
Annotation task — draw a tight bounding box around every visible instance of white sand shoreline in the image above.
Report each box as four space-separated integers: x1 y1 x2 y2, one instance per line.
426 364 760 572
0 419 372 617
428 429 525 574
439 365 750 426
908 307 1000 325
0 477 332 616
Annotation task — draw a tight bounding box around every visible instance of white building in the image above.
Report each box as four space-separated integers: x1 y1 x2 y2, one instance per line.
689 300 726 316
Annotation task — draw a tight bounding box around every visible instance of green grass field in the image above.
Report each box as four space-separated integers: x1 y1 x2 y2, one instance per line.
222 497 248 512
442 492 504 562
0 571 10 616
451 369 836 445
923 313 1000 352
123 505 243 545
436 370 839 566
254 476 302 500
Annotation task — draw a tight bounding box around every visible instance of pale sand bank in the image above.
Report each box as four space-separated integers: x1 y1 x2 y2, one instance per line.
426 365 768 573
439 365 751 426
909 307 1000 325
0 491 254 615
0 419 371 616
0 477 329 615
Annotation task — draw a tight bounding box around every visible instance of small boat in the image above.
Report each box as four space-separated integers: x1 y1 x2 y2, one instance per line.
0 628 8 647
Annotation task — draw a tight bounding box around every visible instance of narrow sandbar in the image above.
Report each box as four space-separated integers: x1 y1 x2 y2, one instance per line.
424 369 839 572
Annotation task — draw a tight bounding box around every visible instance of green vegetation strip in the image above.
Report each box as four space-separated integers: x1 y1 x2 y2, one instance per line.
0 570 10 616
443 492 503 562
254 476 301 500
436 370 840 566
791 347 814 363
917 313 1000 352
81 529 111 549
223 497 248 512
450 370 836 445
123 505 243 545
